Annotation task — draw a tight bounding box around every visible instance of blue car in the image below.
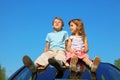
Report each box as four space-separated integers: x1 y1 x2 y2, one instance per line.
8 60 120 80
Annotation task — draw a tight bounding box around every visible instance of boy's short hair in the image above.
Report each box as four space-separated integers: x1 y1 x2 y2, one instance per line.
52 17 64 27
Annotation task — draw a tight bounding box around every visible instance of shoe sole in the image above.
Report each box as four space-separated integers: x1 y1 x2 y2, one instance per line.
23 55 36 73
70 56 78 72
48 58 63 71
92 56 100 72
48 58 64 78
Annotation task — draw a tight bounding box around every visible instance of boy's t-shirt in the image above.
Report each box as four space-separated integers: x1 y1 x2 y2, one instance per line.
46 31 69 50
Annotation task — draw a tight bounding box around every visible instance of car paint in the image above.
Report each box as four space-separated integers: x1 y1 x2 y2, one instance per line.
8 62 120 80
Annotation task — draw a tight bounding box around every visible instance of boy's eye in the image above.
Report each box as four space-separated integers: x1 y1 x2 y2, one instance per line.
54 21 61 23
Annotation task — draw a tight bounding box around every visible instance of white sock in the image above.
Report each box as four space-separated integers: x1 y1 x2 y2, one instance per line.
89 63 93 68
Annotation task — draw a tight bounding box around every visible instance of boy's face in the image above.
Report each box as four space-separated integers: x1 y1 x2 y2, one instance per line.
53 19 63 31
69 22 77 34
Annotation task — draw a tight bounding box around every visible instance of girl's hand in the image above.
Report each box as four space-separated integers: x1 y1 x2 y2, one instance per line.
81 49 86 53
73 50 78 55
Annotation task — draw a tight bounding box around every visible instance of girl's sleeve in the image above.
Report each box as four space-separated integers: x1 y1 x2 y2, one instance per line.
69 35 73 39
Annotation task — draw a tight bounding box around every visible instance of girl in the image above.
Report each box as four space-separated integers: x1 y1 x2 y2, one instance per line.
66 19 100 72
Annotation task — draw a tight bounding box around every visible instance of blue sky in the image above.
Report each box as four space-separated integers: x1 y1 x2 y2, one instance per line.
0 0 120 78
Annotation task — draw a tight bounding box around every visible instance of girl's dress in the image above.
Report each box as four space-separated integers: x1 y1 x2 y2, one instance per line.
66 36 89 60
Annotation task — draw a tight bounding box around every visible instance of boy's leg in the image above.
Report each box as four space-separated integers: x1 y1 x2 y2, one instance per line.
54 50 68 67
31 72 37 80
50 50 67 78
48 57 65 78
34 50 55 68
23 55 37 73
91 56 100 72
48 57 63 71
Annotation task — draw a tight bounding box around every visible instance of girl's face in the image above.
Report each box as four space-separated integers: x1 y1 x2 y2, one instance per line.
69 22 77 34
53 19 63 31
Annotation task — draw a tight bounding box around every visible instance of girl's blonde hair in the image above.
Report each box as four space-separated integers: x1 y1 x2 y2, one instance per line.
68 19 86 41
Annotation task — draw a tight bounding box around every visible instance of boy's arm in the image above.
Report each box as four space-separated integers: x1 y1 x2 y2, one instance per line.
44 42 50 52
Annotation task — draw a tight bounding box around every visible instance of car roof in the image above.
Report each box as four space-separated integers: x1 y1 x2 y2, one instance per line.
8 61 120 80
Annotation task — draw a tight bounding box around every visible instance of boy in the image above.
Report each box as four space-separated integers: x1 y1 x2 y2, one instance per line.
23 17 69 78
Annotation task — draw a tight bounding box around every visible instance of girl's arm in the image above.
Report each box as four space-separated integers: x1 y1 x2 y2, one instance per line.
65 40 68 50
83 36 89 53
44 42 50 52
66 38 75 53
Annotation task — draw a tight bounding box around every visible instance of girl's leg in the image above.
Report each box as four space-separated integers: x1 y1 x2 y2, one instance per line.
91 56 100 72
82 56 93 67
70 55 78 72
82 56 100 72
